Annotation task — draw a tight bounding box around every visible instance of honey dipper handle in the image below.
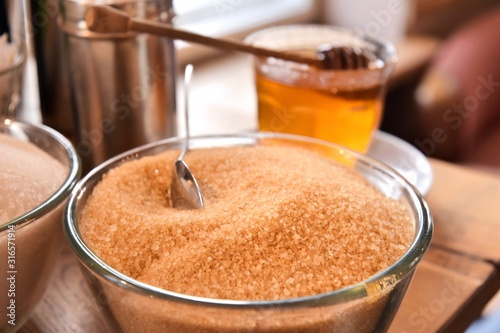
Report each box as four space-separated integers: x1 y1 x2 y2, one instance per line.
86 5 323 68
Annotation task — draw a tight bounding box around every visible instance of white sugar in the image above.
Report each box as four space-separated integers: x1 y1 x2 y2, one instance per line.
0 134 66 224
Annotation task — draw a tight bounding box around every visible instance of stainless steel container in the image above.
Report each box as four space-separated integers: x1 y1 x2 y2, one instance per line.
59 0 177 173
31 0 74 132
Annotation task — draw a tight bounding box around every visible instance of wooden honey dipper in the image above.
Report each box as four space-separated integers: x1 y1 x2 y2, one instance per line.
85 6 371 70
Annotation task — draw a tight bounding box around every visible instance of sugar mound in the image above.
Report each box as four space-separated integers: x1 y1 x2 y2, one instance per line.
80 145 414 301
0 134 66 223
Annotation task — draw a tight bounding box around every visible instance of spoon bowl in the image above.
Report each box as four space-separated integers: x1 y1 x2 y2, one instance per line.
169 64 204 210
170 160 204 210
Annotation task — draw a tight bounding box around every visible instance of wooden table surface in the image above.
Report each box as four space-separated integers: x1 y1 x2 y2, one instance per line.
18 160 500 333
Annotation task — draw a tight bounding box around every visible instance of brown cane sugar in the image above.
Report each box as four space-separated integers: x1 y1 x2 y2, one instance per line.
80 145 414 301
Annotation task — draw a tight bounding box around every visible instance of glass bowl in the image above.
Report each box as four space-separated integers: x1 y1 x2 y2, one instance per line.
64 132 432 333
0 118 81 332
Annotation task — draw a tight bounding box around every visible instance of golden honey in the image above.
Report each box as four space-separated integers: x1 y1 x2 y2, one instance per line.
256 70 385 153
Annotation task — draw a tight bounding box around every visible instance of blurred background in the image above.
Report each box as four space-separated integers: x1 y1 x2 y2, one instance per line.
21 0 500 169
175 0 500 170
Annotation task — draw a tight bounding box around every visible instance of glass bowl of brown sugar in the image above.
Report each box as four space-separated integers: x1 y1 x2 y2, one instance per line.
64 132 432 333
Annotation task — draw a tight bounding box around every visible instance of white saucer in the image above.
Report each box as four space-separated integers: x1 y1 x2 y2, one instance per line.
367 131 434 196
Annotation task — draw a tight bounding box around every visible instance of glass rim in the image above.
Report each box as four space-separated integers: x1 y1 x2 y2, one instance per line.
244 24 398 70
64 132 432 309
0 118 81 231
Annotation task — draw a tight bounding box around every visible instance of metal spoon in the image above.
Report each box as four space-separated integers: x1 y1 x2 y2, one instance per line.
170 64 204 210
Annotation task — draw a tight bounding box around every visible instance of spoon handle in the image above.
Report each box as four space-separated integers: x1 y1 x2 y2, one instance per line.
179 64 194 161
86 5 323 68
